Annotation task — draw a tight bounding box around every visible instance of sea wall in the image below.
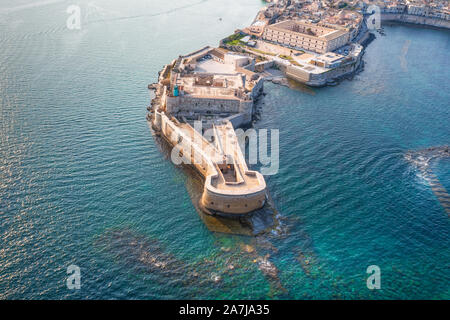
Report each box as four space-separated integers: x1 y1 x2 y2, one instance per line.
166 95 241 114
381 13 450 29
165 95 254 124
153 111 267 215
201 185 266 215
154 111 215 179
283 57 362 87
224 113 248 128
254 60 275 72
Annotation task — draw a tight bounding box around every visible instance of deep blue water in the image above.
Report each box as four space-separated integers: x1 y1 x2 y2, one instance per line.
0 1 449 299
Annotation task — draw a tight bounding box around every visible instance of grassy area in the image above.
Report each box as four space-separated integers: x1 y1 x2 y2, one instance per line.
228 40 244 46
223 35 308 68
223 33 245 46
279 55 303 67
255 56 267 63
246 47 275 56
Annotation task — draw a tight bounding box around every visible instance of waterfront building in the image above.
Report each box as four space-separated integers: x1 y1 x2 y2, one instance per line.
161 47 263 128
262 20 350 53
249 20 267 36
310 52 348 68
407 0 426 15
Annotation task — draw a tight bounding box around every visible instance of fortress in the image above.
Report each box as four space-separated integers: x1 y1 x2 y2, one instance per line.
159 46 263 128
150 47 267 215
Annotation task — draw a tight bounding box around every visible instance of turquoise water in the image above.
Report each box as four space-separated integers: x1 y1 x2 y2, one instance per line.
0 1 449 299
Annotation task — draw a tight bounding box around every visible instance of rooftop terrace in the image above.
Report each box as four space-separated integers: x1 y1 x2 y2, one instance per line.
195 58 236 74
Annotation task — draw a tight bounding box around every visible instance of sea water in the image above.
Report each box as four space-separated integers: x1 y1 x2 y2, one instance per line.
0 0 449 299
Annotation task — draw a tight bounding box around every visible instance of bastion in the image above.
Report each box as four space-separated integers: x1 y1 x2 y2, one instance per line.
149 46 267 216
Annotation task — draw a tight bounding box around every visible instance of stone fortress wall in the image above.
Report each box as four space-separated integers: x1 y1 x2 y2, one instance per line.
381 13 450 28
153 111 267 215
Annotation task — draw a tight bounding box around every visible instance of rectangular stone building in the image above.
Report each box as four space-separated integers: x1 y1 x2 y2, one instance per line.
262 20 350 53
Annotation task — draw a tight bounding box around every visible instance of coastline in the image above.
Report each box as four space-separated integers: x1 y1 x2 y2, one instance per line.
148 9 449 93
381 13 450 29
146 3 449 218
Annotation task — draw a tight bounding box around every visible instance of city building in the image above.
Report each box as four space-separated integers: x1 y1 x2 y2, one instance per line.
262 20 350 53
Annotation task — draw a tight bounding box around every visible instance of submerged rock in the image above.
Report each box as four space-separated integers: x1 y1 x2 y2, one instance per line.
211 273 222 283
256 256 278 280
241 244 255 254
296 246 323 278
254 255 287 295
297 251 311 275
97 228 291 297
95 228 199 286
